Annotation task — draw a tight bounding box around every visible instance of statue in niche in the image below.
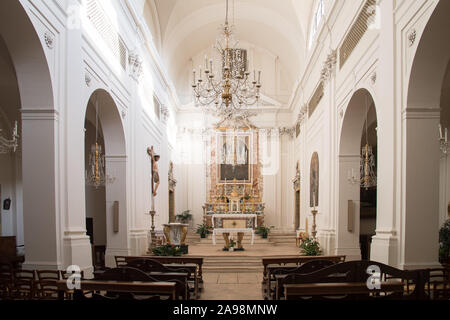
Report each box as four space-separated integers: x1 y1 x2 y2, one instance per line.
147 146 160 197
219 134 250 182
310 152 319 207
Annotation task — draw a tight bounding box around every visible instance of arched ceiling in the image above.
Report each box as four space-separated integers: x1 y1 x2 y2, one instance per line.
145 0 315 108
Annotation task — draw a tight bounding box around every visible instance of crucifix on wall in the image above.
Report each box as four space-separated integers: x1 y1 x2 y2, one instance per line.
147 146 160 199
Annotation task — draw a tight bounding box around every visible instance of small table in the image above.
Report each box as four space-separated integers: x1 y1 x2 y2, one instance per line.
212 228 255 246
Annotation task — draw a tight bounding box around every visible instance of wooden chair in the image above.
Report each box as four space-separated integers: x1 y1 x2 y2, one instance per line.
425 268 449 300
36 270 60 300
12 270 36 300
59 269 86 300
0 262 13 300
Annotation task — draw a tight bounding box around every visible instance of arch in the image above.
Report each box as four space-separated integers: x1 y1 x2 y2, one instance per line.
84 89 128 268
0 0 58 270
337 88 378 261
401 0 450 269
0 0 54 109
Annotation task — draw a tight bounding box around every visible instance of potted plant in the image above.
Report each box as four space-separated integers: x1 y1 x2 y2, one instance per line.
439 219 450 265
299 237 322 256
175 210 193 224
196 224 211 239
255 226 274 239
229 239 236 252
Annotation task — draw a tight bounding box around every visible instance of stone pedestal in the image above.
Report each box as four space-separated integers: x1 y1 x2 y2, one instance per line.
163 223 189 246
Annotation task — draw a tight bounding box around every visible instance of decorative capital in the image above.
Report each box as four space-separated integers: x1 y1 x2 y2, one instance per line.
408 29 417 47
44 32 55 49
160 104 170 124
320 50 337 83
128 52 143 81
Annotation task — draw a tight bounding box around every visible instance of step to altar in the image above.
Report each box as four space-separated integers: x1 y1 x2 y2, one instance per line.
203 256 264 273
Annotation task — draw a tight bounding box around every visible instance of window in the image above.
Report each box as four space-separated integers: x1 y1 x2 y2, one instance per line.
308 0 325 49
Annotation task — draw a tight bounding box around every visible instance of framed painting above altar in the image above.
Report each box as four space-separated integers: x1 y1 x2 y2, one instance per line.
217 133 252 183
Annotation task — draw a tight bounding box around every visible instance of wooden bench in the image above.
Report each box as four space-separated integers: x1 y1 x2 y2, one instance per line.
94 266 189 300
116 256 204 284
265 259 337 300
56 279 177 300
115 256 203 298
274 260 427 300
284 281 405 300
262 255 346 294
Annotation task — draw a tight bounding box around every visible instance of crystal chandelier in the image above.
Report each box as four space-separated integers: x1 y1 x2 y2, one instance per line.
86 95 106 189
360 96 377 190
0 121 19 154
192 0 262 117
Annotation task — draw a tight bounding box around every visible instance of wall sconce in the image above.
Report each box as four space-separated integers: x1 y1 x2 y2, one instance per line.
347 169 359 185
439 124 449 155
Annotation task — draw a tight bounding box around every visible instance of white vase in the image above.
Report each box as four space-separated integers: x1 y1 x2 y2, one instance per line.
229 247 234 252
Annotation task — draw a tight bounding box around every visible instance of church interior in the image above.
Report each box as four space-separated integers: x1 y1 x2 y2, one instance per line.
0 0 449 302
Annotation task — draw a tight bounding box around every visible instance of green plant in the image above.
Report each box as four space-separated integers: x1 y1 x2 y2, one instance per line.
439 219 450 263
299 237 322 256
152 245 183 257
255 226 274 239
229 239 236 248
175 210 193 224
196 224 211 238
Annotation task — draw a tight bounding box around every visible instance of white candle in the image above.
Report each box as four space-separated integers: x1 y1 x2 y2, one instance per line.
446 128 448 143
439 124 443 140
193 70 196 84
258 71 261 84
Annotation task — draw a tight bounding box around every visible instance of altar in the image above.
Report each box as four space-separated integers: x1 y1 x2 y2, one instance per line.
210 214 258 246
202 127 265 250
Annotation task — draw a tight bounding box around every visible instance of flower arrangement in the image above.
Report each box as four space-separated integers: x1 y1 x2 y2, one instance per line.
152 244 183 256
299 237 322 256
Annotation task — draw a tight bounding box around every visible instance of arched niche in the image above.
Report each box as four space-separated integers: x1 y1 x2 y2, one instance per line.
402 0 450 269
83 89 128 268
0 0 59 270
337 88 378 261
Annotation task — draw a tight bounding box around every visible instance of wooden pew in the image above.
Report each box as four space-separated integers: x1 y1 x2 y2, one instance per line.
94 266 189 300
115 256 202 298
56 279 177 300
262 255 346 294
115 255 204 284
275 260 427 300
284 281 404 300
266 259 337 300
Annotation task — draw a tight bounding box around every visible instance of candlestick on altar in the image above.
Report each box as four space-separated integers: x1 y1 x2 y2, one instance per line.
149 210 157 250
311 209 318 239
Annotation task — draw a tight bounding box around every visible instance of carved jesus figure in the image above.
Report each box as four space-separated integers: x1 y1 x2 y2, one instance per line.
147 147 160 197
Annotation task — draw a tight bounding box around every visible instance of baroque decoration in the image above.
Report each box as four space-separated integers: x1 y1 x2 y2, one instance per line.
192 0 262 118
0 121 19 154
360 95 377 189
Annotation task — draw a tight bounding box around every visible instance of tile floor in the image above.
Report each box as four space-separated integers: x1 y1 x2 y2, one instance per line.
201 273 264 300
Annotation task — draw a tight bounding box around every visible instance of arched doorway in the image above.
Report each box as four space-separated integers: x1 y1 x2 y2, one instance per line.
0 0 58 270
338 89 378 261
403 0 450 268
83 89 127 268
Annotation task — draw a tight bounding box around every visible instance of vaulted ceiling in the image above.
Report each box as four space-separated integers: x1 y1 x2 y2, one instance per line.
143 0 316 108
